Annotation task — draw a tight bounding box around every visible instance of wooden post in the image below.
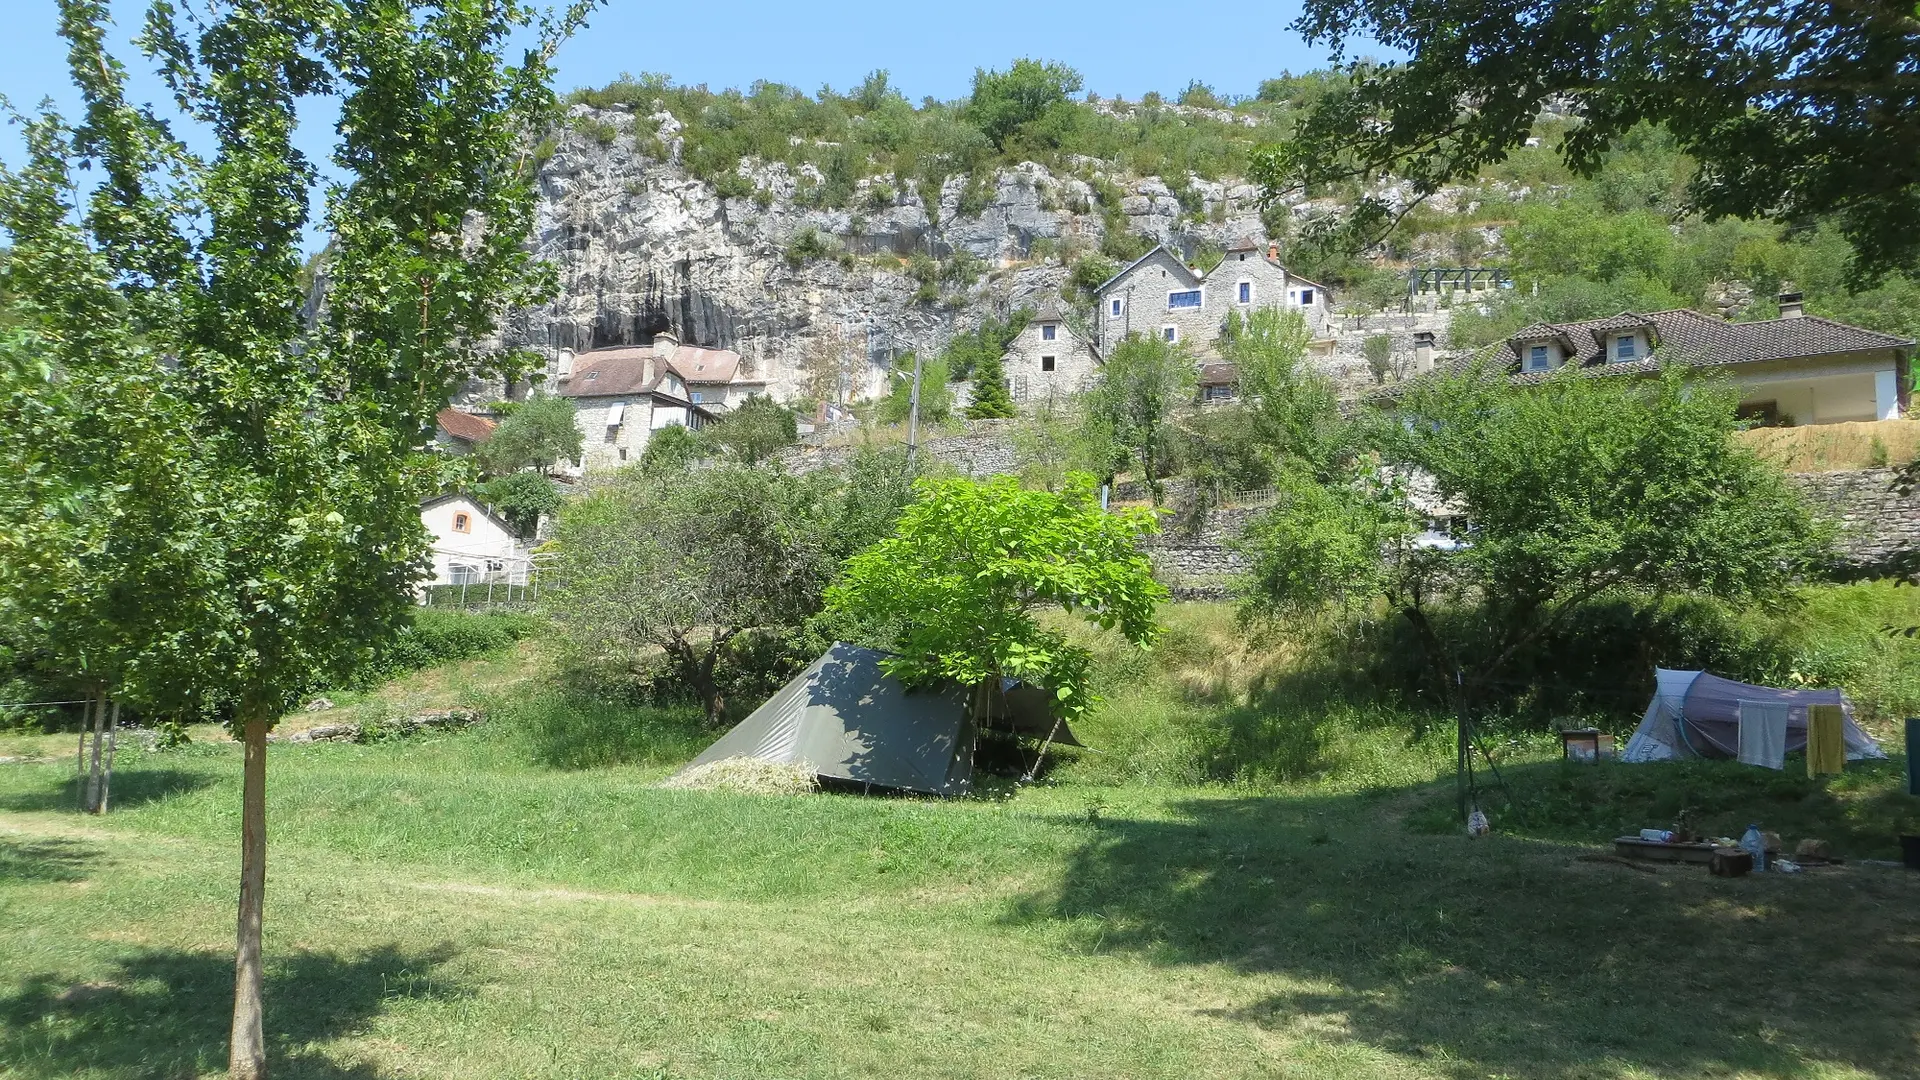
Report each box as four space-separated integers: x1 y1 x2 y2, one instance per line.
84 687 107 813
230 702 270 1079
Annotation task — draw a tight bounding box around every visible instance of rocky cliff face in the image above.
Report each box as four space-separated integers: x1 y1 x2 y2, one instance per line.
484 103 1458 405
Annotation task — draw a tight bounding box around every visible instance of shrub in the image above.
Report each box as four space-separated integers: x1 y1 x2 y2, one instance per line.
361 610 543 684
784 227 832 267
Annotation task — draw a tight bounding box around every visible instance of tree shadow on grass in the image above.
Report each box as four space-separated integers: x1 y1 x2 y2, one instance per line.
0 835 99 884
0 767 215 814
1006 791 1920 1079
0 942 466 1079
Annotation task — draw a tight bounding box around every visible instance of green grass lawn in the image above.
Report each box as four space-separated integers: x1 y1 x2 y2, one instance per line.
4 605 1919 1079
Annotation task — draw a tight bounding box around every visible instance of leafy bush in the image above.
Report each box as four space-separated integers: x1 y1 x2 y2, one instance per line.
784 227 832 267
361 610 543 684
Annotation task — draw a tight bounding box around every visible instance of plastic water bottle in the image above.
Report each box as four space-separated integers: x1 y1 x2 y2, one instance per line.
1740 824 1767 872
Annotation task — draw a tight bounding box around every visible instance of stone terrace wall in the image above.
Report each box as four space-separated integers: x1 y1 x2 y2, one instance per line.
780 419 1020 479
1790 468 1920 566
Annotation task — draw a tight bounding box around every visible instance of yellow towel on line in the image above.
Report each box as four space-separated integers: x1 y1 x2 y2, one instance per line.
1807 703 1846 776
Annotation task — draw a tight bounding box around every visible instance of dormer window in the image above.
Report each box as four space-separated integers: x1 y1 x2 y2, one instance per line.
1615 335 1637 361
1526 344 1551 372
1041 324 1057 341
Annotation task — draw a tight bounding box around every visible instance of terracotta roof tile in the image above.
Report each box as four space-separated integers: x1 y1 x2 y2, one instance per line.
435 408 497 444
556 347 665 398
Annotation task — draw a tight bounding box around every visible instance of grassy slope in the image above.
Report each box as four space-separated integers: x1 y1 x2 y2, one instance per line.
3 603 1919 1080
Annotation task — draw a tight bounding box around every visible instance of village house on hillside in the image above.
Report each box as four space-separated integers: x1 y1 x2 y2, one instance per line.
1407 293 1915 425
1092 239 1334 359
434 407 497 454
419 493 531 588
1001 299 1102 404
554 336 720 473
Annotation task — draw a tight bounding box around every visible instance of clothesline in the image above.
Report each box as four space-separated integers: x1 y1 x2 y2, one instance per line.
0 699 92 708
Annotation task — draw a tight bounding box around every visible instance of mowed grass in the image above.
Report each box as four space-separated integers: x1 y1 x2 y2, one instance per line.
4 607 1920 1079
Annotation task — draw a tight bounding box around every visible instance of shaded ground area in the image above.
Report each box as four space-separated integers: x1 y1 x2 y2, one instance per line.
1011 791 1920 1080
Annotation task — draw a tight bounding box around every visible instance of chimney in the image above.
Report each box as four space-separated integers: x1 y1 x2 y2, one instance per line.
1777 291 1804 319
555 348 574 378
1413 331 1435 373
652 328 680 356
643 354 655 386
1267 242 1280 261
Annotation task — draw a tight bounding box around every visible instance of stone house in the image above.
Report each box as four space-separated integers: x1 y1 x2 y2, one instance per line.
1092 240 1334 359
433 408 497 454
1003 299 1102 405
553 343 718 473
420 494 531 586
1435 296 1915 424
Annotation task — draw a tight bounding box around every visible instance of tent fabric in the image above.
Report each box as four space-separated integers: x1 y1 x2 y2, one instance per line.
1622 668 1885 764
675 643 1084 796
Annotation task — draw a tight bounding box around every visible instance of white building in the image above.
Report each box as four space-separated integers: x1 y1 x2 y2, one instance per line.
1092 239 1334 358
420 494 531 587
1002 299 1102 404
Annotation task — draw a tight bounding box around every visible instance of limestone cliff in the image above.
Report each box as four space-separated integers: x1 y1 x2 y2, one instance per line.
485 103 1462 404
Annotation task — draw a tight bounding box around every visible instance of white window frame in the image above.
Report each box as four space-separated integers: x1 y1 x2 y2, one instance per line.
1615 334 1638 361
1041 323 1057 341
1526 344 1550 372
1162 325 1179 343
1298 287 1315 306
1040 354 1057 372
1110 297 1123 317
1237 280 1253 305
605 401 625 426
1167 288 1203 311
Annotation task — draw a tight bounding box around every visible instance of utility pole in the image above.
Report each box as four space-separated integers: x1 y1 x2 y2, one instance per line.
906 348 925 469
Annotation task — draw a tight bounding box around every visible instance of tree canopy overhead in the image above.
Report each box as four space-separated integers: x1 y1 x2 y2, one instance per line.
1257 0 1920 281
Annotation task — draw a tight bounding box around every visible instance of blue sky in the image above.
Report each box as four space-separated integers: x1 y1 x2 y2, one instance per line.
0 0 1360 247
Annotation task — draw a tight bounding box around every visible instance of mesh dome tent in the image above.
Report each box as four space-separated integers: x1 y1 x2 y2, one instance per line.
1622 668 1885 763
673 642 1082 796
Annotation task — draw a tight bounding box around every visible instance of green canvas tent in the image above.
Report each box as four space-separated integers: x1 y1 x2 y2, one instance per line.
676 642 1081 796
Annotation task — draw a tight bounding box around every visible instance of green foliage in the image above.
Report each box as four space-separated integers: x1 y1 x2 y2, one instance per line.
1362 334 1394 383
361 610 542 684
875 352 954 425
1083 333 1197 503
544 465 839 724
828 474 1166 725
966 350 1016 419
702 395 798 465
1240 365 1834 707
1066 255 1118 298
637 421 705 475
471 472 560 538
964 59 1085 150
939 309 1031 380
1268 0 1920 280
785 226 833 267
475 394 583 477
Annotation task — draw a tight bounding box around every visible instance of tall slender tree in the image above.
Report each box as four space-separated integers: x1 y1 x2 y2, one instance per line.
1 2 585 1075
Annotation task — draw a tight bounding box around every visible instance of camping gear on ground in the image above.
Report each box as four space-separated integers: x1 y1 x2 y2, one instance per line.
1614 836 1717 863
1806 704 1846 776
1623 669 1884 764
1639 828 1675 843
1736 700 1789 770
1710 847 1753 876
1560 728 1615 762
1741 825 1768 872
672 642 1082 797
1466 806 1490 836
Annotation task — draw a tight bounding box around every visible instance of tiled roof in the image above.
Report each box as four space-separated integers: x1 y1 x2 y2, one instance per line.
665 344 741 384
435 408 496 444
555 346 666 398
1197 362 1239 385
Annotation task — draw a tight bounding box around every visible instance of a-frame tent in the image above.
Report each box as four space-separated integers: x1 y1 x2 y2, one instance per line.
675 642 1082 796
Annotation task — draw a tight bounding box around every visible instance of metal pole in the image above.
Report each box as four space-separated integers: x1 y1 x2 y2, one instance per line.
906 349 925 469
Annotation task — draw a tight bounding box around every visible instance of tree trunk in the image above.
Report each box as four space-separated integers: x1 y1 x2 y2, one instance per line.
76 692 94 803
230 701 270 1080
99 699 119 814
84 687 107 813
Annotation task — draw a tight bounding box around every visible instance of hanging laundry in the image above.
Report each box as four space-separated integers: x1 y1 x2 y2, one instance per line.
1737 700 1788 770
1806 703 1846 776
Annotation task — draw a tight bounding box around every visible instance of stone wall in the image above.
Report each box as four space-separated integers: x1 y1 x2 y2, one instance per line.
779 418 1021 479
1790 468 1920 566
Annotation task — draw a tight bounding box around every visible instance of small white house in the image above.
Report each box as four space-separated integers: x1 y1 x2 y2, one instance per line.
1092 239 1335 358
420 494 531 587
